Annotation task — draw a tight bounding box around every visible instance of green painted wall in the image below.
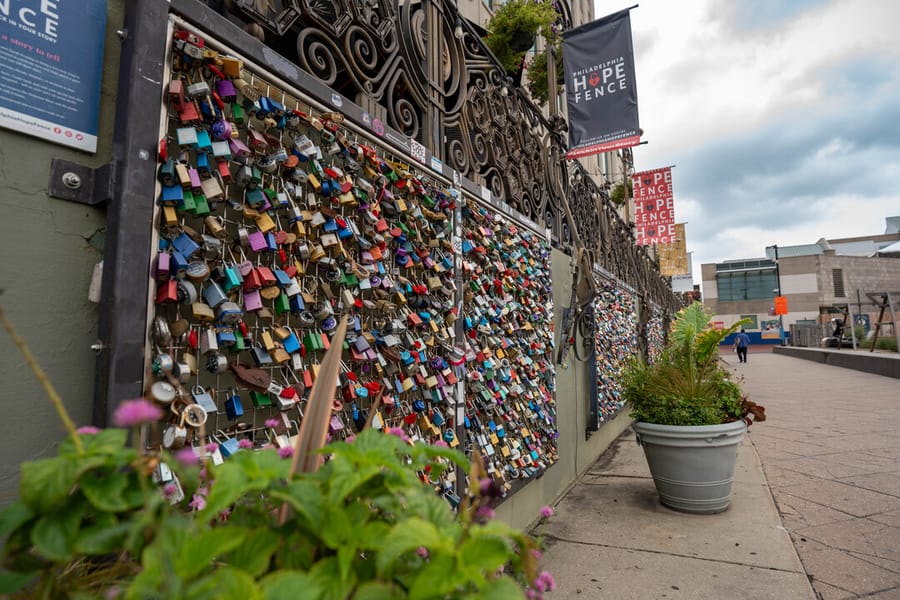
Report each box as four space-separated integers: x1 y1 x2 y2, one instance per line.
0 3 125 505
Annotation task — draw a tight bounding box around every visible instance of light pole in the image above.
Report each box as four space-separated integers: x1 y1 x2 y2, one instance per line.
772 244 785 345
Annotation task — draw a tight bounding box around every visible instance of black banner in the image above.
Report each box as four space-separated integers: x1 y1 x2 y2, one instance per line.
562 8 640 159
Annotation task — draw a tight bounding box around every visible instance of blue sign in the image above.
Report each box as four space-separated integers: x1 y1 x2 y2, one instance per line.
0 0 107 152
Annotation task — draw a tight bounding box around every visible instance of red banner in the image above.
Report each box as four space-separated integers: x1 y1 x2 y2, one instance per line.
632 167 675 245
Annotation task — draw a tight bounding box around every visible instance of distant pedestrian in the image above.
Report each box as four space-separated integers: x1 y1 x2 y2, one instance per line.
734 329 751 363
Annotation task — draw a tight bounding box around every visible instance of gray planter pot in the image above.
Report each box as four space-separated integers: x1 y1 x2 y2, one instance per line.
633 420 746 514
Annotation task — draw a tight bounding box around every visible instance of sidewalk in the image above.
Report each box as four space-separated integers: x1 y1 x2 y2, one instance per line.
537 352 900 599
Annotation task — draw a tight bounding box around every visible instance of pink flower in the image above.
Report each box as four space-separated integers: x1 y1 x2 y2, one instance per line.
387 427 406 438
189 494 206 511
433 440 449 447
162 483 178 498
539 505 554 518
531 548 543 560
345 435 356 443
278 446 293 459
238 438 253 449
416 546 429 558
265 418 279 428
113 398 162 427
76 426 101 435
174 447 198 467
206 443 219 454
526 590 541 600
476 505 496 520
533 571 556 592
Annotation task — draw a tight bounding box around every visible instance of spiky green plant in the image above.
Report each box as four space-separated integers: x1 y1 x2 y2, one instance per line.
622 302 752 426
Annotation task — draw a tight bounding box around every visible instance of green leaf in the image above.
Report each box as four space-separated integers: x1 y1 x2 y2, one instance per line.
479 577 527 600
309 556 355 600
351 581 405 600
320 503 354 550
269 479 325 529
223 528 280 577
375 518 442 575
326 460 382 505
357 521 391 551
177 527 249 580
259 570 324 600
184 566 261 600
0 501 33 538
459 536 511 576
80 469 144 512
75 520 132 555
59 428 129 456
408 553 459 600
30 507 82 561
198 461 250 518
19 454 106 512
0 570 38 594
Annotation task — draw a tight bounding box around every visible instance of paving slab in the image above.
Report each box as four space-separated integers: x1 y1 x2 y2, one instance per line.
536 433 813 599
539 352 900 599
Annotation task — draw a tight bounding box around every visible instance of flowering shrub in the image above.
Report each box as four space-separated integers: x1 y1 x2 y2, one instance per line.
1 416 558 599
0 306 556 599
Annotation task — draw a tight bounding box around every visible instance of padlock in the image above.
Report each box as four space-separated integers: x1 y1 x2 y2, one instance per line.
191 385 218 414
202 281 228 308
250 342 273 366
199 327 218 355
225 389 244 421
215 301 243 325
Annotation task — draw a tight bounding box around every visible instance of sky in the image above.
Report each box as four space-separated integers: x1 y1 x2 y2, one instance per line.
593 0 900 284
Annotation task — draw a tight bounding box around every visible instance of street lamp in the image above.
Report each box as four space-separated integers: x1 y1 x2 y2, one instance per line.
772 244 785 345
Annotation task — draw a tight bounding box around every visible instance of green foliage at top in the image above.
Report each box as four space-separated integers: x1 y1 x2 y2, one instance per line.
0 429 544 599
484 0 559 73
523 43 563 106
622 302 756 426
609 181 632 207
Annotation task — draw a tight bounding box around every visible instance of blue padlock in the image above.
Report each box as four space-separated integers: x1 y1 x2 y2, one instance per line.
225 390 244 420
282 331 301 354
218 435 241 458
170 250 189 274
171 232 200 258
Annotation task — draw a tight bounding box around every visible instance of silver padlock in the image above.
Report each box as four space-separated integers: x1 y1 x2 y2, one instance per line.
206 353 228 374
199 327 219 355
173 360 192 384
149 380 177 405
202 281 228 308
162 423 187 449
215 301 243 326
177 280 198 304
191 385 218 414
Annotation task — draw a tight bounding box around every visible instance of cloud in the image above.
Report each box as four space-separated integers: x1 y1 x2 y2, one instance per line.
602 0 900 283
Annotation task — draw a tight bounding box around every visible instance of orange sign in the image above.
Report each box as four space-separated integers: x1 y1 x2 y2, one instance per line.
774 296 788 315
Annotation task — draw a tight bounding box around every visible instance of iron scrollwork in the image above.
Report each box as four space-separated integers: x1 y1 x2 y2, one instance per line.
216 0 677 311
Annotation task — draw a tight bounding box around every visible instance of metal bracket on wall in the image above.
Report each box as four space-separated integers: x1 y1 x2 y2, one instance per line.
48 158 115 207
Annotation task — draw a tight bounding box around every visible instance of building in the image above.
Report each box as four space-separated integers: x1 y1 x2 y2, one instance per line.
701 218 900 343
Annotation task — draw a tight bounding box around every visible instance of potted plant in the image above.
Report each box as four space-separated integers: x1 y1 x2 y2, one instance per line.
484 0 559 75
621 302 765 514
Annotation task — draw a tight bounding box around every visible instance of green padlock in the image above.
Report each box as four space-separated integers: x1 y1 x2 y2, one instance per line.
193 194 211 216
230 330 246 354
180 189 196 212
274 292 291 314
250 390 271 408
